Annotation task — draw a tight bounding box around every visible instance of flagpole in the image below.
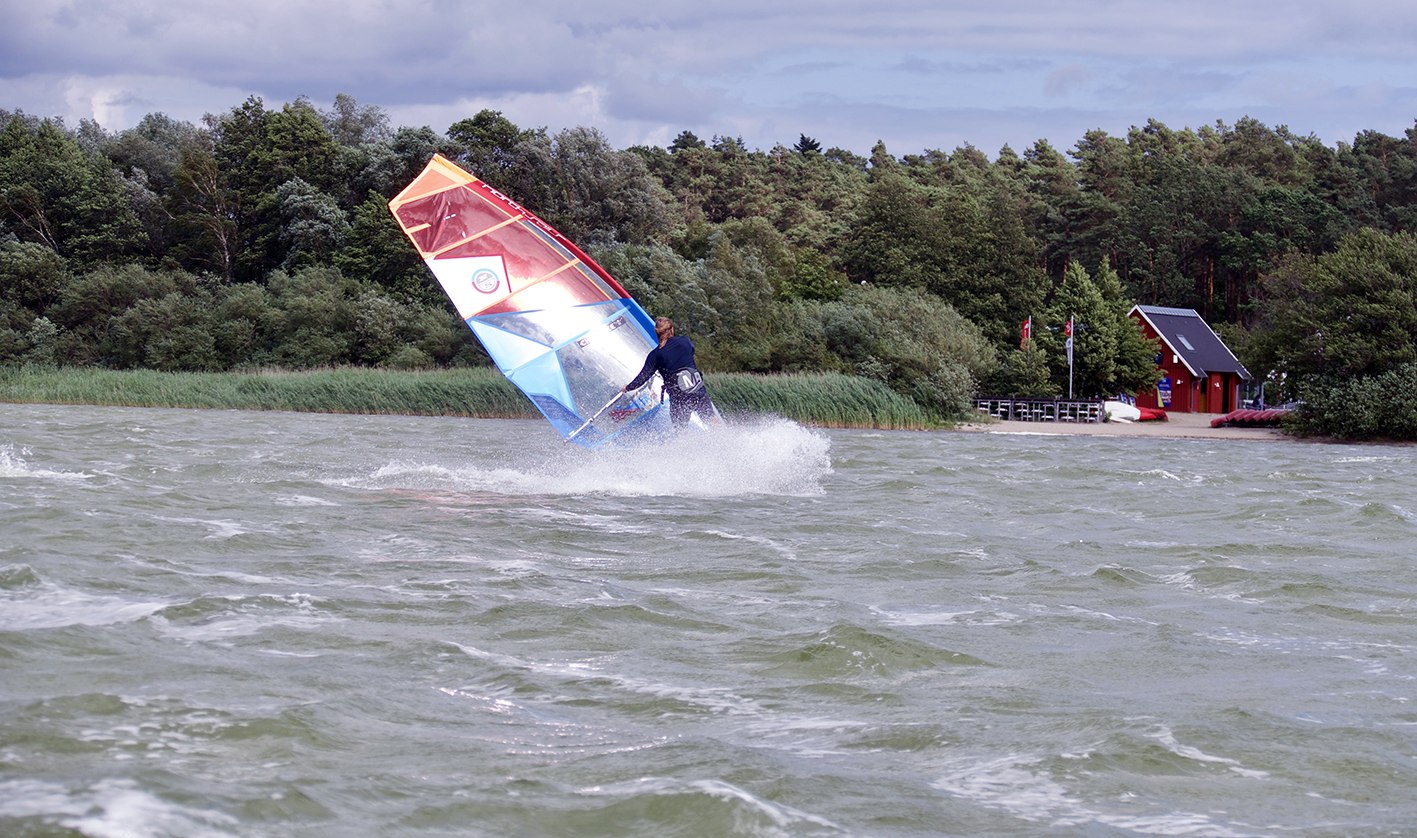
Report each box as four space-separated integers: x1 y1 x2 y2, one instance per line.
1066 315 1075 400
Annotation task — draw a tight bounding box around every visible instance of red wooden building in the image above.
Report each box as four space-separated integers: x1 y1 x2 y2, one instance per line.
1129 305 1252 414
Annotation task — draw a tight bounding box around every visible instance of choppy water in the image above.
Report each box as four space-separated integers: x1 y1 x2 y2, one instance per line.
3 404 1417 837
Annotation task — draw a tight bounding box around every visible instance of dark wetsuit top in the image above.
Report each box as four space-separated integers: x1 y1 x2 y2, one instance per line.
627 335 714 427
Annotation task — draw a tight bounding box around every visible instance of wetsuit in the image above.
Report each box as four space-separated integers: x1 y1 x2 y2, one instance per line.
627 335 715 427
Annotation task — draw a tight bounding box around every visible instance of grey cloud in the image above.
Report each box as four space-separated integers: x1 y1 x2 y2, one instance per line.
895 56 1051 76
4 0 1416 155
1045 64 1096 98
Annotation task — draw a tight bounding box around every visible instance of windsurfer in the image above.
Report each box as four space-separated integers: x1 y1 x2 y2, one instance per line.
623 317 716 428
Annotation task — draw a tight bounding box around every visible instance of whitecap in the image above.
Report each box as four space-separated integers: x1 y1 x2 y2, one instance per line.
444 641 763 717
575 776 841 832
152 515 252 540
273 494 341 507
0 444 91 480
1147 724 1269 779
0 586 169 631
152 593 339 644
0 777 239 837
346 416 831 499
934 753 1267 836
870 605 1022 627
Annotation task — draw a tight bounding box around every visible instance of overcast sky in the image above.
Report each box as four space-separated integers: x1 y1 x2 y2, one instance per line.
4 0 1416 158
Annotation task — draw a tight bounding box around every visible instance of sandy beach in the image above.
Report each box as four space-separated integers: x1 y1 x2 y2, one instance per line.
956 410 1288 442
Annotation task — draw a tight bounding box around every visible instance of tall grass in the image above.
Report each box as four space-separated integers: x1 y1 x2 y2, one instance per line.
0 367 941 429
0 367 535 417
710 372 937 429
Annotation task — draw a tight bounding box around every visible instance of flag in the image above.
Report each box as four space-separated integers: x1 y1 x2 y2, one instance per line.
1064 316 1074 366
1020 316 1032 348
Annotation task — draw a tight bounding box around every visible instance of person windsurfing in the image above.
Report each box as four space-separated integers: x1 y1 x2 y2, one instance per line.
623 316 718 428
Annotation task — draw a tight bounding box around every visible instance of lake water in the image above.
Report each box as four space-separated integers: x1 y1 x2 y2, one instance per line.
3 404 1416 837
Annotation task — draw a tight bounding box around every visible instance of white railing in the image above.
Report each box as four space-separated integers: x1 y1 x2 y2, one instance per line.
974 397 1105 423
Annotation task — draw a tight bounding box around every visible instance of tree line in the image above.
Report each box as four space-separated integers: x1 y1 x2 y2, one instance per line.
3 95 1417 433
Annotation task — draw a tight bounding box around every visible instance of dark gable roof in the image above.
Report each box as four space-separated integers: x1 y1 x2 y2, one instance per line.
1130 305 1252 381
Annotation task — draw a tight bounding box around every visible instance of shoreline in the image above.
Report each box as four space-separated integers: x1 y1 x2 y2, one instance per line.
6 398 1287 441
7 397 1399 445
0 368 934 431
954 410 1292 442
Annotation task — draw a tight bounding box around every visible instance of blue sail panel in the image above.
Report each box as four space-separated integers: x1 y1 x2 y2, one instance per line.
467 319 555 376
467 300 670 446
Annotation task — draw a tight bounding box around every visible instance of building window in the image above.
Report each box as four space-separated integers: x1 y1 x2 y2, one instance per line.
1176 334 1195 351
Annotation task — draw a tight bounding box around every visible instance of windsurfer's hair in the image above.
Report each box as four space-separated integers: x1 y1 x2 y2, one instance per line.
654 317 675 347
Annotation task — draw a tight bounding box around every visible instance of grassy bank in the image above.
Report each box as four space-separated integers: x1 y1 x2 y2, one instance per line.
709 372 934 429
0 367 939 430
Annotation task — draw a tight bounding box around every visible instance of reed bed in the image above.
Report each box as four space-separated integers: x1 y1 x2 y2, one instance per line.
0 367 941 429
0 367 533 417
709 372 936 429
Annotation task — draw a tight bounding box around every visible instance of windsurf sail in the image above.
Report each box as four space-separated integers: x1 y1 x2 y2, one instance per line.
387 154 668 447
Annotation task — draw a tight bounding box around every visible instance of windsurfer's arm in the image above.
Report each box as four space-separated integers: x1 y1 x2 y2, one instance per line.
624 350 658 392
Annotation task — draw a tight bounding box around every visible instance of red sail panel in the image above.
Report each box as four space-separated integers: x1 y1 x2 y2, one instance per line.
388 155 633 317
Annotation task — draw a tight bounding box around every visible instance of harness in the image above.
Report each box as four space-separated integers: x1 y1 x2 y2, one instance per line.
673 368 704 395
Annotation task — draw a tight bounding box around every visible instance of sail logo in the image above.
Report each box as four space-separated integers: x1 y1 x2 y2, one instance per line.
471 268 500 293
428 254 508 318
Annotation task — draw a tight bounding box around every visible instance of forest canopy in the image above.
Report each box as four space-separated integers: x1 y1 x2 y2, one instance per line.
4 95 1417 433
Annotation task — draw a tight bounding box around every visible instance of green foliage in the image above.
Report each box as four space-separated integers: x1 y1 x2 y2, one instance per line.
46 263 194 364
0 114 147 262
653 137 773 226
488 126 673 247
990 342 1060 398
320 93 391 146
839 172 940 289
690 224 780 369
332 191 433 302
599 240 993 415
818 284 996 418
277 178 350 269
0 323 25 363
1095 261 1163 395
1252 228 1417 384
103 112 203 196
763 300 837 372
763 144 862 252
593 241 712 332
447 109 537 178
9 97 1417 427
669 131 705 153
111 290 223 370
205 97 346 281
1037 261 1158 397
794 135 823 156
839 165 1048 348
169 137 238 278
781 249 849 302
599 227 794 372
1291 363 1417 440
0 236 71 309
340 124 463 205
4 260 473 372
22 316 58 367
